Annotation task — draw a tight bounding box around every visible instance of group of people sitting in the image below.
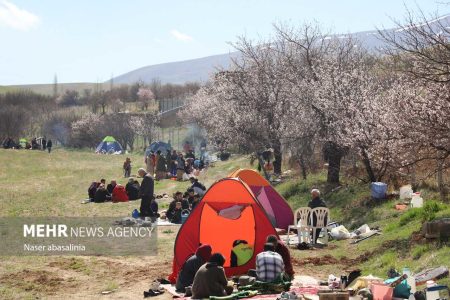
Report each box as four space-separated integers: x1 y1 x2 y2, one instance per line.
175 235 294 298
88 178 141 203
162 178 206 224
145 146 207 181
2 136 52 152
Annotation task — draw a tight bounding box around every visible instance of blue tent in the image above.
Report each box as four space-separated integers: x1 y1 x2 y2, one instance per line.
145 141 172 156
95 136 123 154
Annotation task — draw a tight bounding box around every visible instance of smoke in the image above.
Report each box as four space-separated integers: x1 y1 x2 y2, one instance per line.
184 123 207 151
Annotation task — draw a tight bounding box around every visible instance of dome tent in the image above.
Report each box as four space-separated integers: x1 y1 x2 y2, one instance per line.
95 136 123 154
228 169 294 230
168 178 277 283
145 141 172 156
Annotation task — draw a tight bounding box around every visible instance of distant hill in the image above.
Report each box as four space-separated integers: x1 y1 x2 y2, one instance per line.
113 52 241 85
2 14 449 94
0 82 107 96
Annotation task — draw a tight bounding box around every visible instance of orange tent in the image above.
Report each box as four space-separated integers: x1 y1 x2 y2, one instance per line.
168 178 277 282
228 169 294 230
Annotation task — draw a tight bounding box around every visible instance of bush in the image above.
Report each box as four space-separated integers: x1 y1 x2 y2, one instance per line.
398 200 446 226
422 200 445 222
399 208 422 226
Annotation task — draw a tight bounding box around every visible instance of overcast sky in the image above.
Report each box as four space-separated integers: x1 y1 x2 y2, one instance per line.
0 0 447 85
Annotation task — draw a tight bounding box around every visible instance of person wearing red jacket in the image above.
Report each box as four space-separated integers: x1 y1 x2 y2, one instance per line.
112 184 129 203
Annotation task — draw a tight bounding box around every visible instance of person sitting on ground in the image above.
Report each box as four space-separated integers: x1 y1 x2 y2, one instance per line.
150 196 159 217
123 157 131 178
94 183 110 203
186 188 195 205
106 180 117 194
176 244 212 293
266 235 294 280
169 201 183 224
185 149 195 160
100 178 106 185
112 184 129 203
230 240 254 267
189 177 206 196
166 191 190 220
255 243 285 282
192 253 234 299
88 181 100 201
308 189 327 244
125 178 140 200
191 194 201 210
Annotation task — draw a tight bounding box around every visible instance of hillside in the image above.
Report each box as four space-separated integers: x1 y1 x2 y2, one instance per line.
0 149 448 299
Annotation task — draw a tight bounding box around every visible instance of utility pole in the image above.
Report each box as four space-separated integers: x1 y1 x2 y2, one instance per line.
53 74 58 100
110 73 114 91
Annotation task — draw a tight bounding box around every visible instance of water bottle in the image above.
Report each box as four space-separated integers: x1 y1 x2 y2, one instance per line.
403 267 416 293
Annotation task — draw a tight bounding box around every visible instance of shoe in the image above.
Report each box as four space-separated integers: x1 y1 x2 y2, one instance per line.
144 289 161 297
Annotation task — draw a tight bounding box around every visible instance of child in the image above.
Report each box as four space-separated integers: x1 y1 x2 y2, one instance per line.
123 157 131 178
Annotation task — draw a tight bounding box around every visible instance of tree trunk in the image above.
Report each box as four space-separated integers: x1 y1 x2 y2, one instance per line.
257 153 270 181
360 146 376 182
410 165 418 191
437 158 448 202
298 155 307 180
272 139 282 175
324 141 345 185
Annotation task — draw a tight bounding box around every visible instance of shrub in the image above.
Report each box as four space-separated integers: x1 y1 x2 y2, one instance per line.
398 200 446 226
399 208 422 226
422 200 445 222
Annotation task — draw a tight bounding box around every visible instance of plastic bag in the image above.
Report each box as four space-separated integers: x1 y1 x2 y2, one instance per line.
330 225 351 240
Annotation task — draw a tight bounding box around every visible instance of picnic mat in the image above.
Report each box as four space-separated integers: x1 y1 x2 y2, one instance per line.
155 219 182 226
161 284 322 300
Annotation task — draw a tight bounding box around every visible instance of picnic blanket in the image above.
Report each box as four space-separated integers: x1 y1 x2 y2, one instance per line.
161 284 322 300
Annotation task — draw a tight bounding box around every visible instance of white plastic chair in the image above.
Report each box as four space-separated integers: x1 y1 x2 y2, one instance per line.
310 207 330 245
286 207 311 245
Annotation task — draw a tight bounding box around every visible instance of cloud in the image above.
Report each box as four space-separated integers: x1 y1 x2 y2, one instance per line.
0 0 39 31
170 29 193 42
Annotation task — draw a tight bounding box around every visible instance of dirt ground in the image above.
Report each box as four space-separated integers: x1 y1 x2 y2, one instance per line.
0 235 353 300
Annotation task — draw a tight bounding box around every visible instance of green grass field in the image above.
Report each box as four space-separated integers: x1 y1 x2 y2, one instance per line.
0 148 448 299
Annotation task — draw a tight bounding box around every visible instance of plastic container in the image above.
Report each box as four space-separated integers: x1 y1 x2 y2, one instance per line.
426 285 449 300
403 267 416 293
371 282 393 300
400 185 413 200
410 193 423 208
181 209 190 224
371 182 388 199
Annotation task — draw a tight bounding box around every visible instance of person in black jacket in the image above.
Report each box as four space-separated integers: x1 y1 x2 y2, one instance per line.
94 184 109 203
125 178 140 200
88 181 100 201
308 189 327 243
107 180 117 194
166 191 189 222
176 244 212 292
138 168 154 218
46 139 52 153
